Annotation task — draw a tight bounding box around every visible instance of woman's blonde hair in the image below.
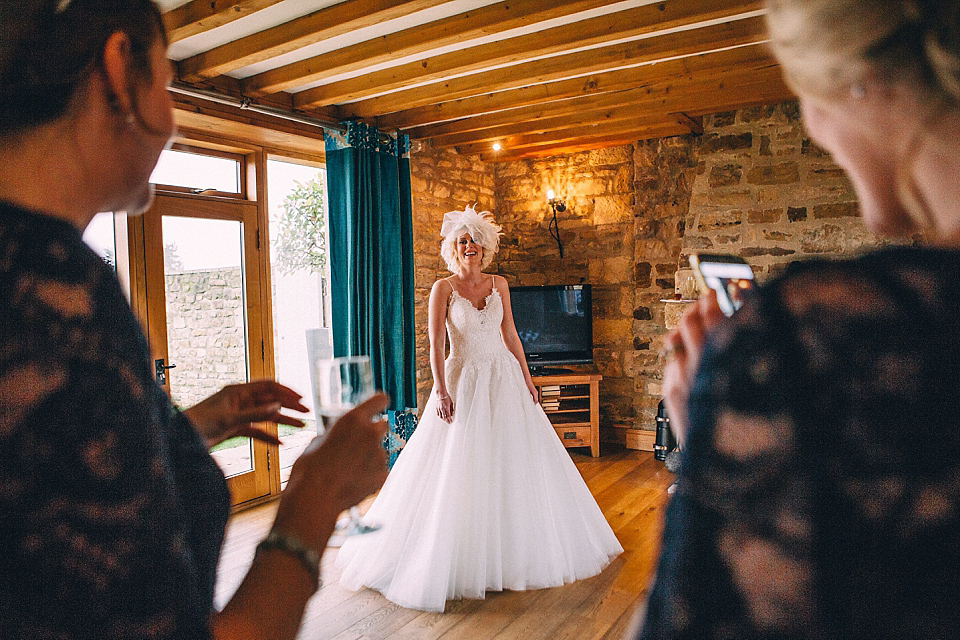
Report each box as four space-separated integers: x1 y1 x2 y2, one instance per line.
439 204 502 273
766 0 960 230
765 0 960 102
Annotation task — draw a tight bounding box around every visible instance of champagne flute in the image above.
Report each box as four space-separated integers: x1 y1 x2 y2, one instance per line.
310 355 382 535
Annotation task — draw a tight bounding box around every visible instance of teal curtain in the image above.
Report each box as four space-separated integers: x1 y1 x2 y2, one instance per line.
324 121 417 430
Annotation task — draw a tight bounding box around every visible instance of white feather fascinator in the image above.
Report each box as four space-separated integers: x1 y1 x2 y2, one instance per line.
439 204 503 273
440 204 502 252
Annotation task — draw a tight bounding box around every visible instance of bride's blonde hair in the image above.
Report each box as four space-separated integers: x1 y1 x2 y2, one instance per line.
439 204 502 273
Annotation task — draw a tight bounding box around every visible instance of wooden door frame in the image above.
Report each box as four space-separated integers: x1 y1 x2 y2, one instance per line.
121 129 326 511
128 185 279 506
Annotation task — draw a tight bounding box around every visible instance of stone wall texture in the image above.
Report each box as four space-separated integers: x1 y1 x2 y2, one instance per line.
629 102 888 437
494 146 637 433
165 268 247 409
407 101 892 440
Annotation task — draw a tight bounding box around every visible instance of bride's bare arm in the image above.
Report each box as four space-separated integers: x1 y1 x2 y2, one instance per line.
496 277 539 404
428 279 455 422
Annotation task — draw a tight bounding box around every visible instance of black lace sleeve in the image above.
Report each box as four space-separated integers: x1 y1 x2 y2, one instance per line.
640 247 960 640
0 205 229 639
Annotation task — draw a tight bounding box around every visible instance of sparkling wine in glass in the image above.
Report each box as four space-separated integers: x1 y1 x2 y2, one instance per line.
310 355 382 535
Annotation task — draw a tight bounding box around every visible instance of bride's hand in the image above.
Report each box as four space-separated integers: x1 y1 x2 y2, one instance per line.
436 391 455 423
525 379 539 404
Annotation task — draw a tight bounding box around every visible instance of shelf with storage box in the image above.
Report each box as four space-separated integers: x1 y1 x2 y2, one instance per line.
532 372 602 457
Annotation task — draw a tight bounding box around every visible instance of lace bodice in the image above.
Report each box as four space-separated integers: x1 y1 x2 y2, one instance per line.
446 288 510 363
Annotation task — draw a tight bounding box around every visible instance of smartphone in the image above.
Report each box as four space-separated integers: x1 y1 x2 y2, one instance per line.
689 253 755 317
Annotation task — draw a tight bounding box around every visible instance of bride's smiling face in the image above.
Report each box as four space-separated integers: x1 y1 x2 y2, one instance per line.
456 233 483 267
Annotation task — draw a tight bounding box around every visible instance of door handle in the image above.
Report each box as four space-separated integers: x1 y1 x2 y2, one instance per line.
155 358 177 386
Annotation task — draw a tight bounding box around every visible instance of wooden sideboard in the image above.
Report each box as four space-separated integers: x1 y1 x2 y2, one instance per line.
532 372 602 457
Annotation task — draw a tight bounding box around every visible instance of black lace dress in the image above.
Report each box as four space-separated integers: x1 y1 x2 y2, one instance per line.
0 201 229 639
640 247 960 640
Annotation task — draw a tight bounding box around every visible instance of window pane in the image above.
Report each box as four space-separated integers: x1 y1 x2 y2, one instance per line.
161 216 251 477
267 159 328 486
150 149 241 193
82 212 117 271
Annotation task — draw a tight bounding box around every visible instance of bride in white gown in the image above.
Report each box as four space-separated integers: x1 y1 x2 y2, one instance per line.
336 204 622 612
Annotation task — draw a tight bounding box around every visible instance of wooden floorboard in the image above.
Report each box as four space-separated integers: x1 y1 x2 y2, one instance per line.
214 447 674 639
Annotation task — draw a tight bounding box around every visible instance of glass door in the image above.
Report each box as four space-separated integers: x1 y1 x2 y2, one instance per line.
266 159 330 486
142 194 272 505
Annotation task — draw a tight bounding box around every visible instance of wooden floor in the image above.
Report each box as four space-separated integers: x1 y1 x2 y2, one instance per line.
214 447 675 640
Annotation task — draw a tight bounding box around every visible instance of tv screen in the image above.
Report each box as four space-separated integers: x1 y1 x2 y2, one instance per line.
509 285 593 368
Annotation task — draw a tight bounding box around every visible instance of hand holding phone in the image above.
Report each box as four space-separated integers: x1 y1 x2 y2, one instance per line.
689 253 755 317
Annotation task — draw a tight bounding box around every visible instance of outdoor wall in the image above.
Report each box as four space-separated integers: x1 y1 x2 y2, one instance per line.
165 267 247 409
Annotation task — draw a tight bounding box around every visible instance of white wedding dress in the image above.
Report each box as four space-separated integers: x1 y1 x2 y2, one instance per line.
336 287 623 612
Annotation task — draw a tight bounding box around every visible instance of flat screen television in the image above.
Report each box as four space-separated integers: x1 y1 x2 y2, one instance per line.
509 284 593 372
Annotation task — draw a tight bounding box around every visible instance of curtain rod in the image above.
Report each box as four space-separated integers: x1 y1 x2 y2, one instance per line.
169 82 347 134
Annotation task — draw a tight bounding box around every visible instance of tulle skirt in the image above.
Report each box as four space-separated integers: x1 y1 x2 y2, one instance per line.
336 353 622 612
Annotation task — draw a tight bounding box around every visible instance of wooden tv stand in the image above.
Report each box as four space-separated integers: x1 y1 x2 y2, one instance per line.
532 372 602 457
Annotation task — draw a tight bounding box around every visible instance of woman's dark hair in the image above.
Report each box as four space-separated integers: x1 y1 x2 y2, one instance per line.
0 0 166 136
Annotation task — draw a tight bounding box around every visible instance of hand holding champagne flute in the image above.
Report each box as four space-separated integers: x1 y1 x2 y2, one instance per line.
311 356 386 535
267 392 389 595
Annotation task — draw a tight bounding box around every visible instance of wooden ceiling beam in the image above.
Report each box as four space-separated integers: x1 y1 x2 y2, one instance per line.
376 43 776 131
457 120 693 157
177 0 450 81
162 0 283 43
181 74 293 110
479 133 668 162
457 120 691 156
673 111 704 134
427 89 729 149
420 69 787 147
245 0 621 96
344 15 768 119
431 104 677 148
470 84 795 160
291 0 764 108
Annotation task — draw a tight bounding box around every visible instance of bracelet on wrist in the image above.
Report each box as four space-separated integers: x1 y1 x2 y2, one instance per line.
256 532 321 592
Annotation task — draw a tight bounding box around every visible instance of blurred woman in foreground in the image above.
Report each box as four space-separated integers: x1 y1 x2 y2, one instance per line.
640 0 960 637
0 2 388 638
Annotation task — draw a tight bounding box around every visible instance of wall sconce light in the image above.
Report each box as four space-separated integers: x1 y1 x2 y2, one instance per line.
546 189 566 258
492 141 502 151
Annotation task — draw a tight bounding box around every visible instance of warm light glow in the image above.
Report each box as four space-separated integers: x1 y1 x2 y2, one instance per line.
492 141 501 151
547 189 555 201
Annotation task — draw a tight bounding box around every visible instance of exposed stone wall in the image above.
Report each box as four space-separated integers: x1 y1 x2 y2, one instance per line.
630 136 701 431
409 146 496 409
405 101 891 440
493 147 637 432
685 103 877 278
165 268 246 408
633 102 885 434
